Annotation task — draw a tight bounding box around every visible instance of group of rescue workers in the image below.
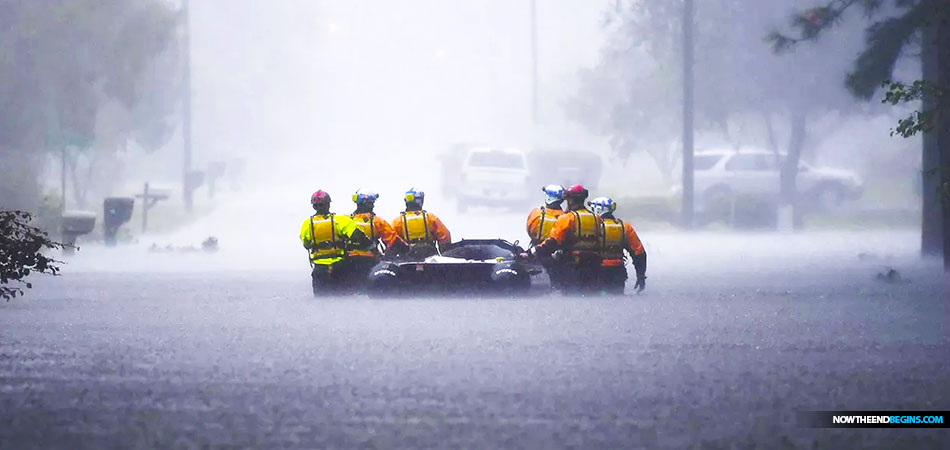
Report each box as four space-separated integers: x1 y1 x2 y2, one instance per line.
299 183 647 295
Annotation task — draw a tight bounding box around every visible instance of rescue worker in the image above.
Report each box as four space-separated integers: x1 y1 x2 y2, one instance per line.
391 187 451 258
525 184 567 289
525 184 566 246
299 190 370 295
347 189 407 286
528 184 602 292
588 196 647 294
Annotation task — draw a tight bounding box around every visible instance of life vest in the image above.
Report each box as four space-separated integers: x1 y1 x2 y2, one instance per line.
599 217 627 262
569 209 599 251
348 213 379 257
307 213 345 259
400 210 432 244
534 206 562 244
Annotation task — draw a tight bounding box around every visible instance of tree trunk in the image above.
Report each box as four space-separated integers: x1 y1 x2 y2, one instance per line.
781 109 807 228
936 5 950 271
921 15 943 259
763 111 779 154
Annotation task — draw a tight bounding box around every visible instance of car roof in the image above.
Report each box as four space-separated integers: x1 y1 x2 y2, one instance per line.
696 148 785 157
467 147 526 155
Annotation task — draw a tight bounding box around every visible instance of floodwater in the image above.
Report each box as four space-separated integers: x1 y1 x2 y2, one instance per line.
2 228 947 448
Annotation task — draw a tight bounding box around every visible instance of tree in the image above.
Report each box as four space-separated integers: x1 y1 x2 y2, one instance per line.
0 0 181 213
571 0 867 223
0 211 67 300
769 0 950 269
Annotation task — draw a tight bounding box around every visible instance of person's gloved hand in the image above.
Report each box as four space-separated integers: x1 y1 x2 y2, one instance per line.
519 247 539 260
634 276 646 293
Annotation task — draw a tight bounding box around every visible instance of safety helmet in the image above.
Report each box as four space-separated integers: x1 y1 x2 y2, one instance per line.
405 187 425 207
563 184 589 201
542 184 565 205
311 190 331 206
352 189 379 206
587 196 616 217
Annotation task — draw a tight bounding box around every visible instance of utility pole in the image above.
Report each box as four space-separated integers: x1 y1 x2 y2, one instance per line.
182 0 194 213
681 0 695 229
60 146 66 213
136 182 170 234
530 0 539 129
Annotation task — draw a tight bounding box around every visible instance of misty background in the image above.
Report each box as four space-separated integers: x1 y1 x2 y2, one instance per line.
0 0 928 271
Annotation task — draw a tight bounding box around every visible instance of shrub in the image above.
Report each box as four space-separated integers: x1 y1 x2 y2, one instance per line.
0 210 68 300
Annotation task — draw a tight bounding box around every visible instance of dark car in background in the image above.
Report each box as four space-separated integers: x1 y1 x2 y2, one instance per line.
527 149 602 193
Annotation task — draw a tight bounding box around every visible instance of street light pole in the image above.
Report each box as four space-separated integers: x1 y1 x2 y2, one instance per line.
681 0 695 229
182 0 194 213
530 0 538 129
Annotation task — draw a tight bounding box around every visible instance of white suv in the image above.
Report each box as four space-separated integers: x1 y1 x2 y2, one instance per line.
681 149 863 212
457 147 531 212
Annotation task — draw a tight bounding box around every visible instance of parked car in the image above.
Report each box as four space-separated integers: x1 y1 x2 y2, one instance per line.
456 147 532 212
439 143 481 199
675 149 863 212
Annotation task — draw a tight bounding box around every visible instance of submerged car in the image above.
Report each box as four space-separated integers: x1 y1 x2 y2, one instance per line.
366 239 541 296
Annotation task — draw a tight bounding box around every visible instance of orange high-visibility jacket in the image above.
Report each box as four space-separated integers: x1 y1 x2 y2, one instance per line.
546 208 601 252
526 205 565 246
392 210 451 245
599 217 644 266
349 212 399 257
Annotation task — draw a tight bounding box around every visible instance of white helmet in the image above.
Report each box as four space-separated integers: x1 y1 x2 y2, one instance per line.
404 187 425 207
352 188 380 205
542 184 565 205
587 196 616 217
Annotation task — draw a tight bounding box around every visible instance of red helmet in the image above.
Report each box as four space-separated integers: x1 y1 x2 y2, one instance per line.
311 190 331 206
563 184 589 200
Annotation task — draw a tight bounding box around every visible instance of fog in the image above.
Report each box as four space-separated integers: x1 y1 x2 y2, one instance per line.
60 0 619 264
24 0 923 276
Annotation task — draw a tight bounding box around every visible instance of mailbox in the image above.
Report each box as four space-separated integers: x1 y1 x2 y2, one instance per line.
62 210 96 234
61 210 96 254
103 197 134 246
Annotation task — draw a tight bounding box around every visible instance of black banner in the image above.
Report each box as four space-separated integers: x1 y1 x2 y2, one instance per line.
798 411 949 428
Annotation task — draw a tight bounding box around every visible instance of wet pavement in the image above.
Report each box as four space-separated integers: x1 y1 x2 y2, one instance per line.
1 232 948 449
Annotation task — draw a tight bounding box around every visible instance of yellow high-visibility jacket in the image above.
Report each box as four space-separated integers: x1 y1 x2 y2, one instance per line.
598 217 645 266
391 210 451 246
526 205 565 246
348 212 398 258
299 213 359 265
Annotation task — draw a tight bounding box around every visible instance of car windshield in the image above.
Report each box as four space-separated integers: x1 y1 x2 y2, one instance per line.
468 151 524 169
442 243 513 260
694 155 722 170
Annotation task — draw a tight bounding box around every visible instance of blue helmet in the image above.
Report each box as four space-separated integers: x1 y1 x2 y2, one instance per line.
542 184 565 205
352 189 379 206
587 196 616 217
404 187 425 207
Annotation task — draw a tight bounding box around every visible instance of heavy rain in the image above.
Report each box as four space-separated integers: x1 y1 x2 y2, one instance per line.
1 0 948 448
